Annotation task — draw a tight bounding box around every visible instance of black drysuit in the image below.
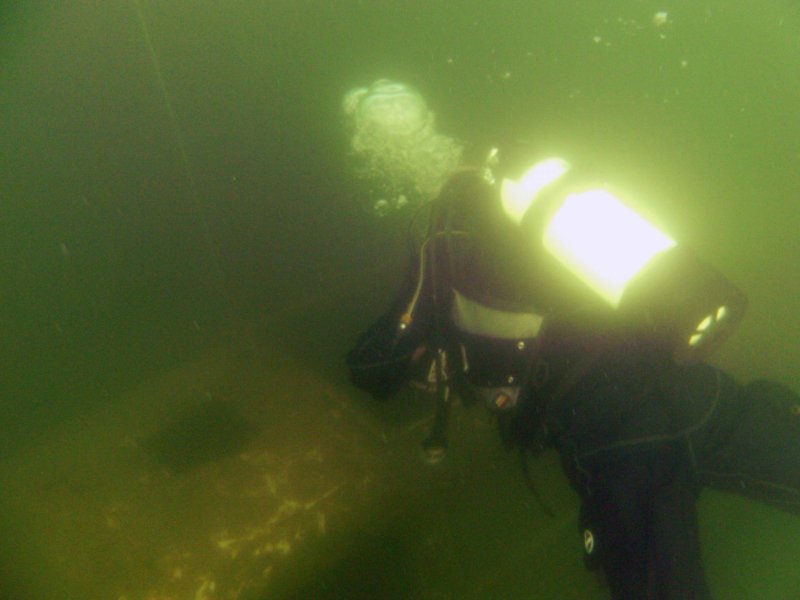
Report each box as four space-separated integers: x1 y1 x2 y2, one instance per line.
346 170 800 599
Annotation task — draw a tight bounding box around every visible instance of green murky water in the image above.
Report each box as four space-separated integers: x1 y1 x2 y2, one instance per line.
0 2 799 598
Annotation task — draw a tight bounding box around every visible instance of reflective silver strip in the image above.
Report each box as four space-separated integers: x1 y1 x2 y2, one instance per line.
452 289 544 339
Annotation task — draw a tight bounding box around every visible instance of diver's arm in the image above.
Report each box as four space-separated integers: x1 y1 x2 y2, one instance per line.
345 255 433 399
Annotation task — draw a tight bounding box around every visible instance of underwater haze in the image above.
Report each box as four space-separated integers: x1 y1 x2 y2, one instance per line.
0 1 799 598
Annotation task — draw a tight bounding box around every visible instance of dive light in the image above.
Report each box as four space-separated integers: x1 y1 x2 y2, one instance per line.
501 158 747 362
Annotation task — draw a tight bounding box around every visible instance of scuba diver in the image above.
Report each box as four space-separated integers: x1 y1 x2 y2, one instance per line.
343 80 800 599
